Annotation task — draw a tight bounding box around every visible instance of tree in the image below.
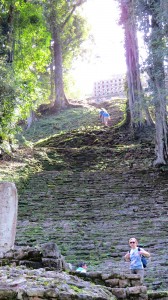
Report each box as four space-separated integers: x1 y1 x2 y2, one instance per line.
0 0 89 145
0 1 16 144
14 1 51 113
119 0 168 165
119 0 144 131
149 0 168 165
0 0 51 144
136 0 168 165
44 0 87 111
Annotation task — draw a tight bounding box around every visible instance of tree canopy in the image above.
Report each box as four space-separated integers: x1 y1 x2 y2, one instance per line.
0 0 89 142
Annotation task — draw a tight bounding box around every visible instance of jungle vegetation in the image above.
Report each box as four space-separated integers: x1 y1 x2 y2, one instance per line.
0 0 167 166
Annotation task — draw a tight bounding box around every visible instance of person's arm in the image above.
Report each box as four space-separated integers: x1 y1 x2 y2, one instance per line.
139 249 150 258
124 251 130 261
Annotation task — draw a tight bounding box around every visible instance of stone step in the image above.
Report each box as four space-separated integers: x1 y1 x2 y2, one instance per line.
16 168 168 290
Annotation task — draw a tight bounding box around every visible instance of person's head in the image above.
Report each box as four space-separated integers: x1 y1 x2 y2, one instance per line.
78 262 87 269
129 237 138 249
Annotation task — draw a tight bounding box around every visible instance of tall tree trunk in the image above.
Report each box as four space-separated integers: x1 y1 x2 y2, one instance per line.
49 43 55 103
46 0 87 111
145 107 154 126
120 0 144 130
153 73 167 166
53 28 67 110
149 0 168 165
7 4 15 64
49 0 68 111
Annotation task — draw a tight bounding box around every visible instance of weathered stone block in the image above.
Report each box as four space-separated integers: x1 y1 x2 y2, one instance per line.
27 288 44 297
125 274 140 280
131 279 142 286
30 297 43 300
105 279 119 287
148 291 168 300
127 286 141 295
40 242 61 258
87 271 102 278
111 288 127 299
139 293 148 300
102 273 112 280
19 260 42 269
44 289 60 298
0 182 18 253
0 289 17 299
140 286 148 294
118 279 130 288
102 272 125 280
42 258 63 269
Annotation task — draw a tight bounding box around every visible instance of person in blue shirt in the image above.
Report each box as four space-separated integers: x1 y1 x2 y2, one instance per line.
124 237 150 283
76 262 87 273
99 108 105 123
99 108 110 126
103 110 110 126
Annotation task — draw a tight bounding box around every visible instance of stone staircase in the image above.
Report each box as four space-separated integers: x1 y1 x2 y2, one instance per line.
14 98 168 292
16 165 168 290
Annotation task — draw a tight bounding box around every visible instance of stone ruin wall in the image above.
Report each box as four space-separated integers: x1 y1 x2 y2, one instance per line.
0 245 167 300
93 74 126 98
0 244 149 300
0 182 167 299
93 70 168 101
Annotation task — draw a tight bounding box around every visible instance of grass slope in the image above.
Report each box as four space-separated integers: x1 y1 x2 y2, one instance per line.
0 98 155 184
21 106 100 143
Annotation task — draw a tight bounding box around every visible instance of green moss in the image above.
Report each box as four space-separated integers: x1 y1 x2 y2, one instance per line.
69 284 83 293
147 290 168 296
110 246 116 252
21 226 43 237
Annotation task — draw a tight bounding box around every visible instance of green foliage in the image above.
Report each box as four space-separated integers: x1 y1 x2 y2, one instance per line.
13 1 51 112
0 0 52 143
0 2 15 141
0 62 16 141
0 0 90 144
69 285 82 293
62 13 90 69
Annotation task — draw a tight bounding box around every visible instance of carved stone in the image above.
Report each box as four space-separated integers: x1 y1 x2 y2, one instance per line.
0 182 18 253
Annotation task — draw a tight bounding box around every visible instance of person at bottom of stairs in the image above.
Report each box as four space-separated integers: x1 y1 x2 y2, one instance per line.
124 237 151 284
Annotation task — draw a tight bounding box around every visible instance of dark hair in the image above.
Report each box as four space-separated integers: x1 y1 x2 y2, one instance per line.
78 262 86 268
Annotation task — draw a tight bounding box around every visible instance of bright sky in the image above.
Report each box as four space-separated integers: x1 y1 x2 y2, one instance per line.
72 0 127 96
